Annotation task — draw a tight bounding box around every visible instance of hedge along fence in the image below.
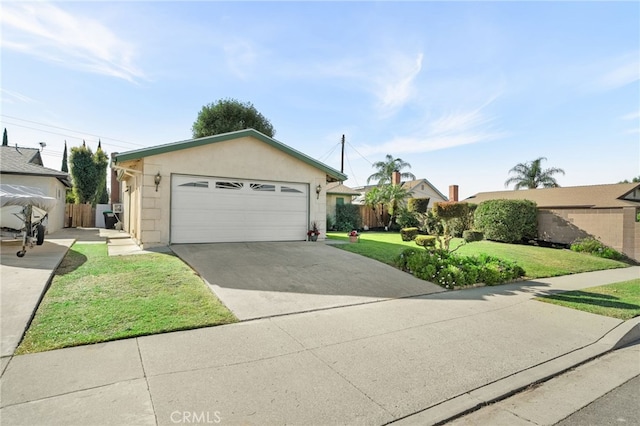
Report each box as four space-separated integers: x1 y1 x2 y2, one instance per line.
474 199 538 243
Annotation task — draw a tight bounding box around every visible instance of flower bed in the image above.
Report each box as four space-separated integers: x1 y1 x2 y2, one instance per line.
395 248 525 289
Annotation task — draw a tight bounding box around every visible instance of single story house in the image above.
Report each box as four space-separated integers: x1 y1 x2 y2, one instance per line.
466 183 640 262
111 129 346 248
0 145 71 233
352 175 449 228
325 181 361 222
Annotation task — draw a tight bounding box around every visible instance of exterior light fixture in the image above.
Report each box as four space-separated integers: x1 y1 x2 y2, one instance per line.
316 184 322 199
154 172 162 192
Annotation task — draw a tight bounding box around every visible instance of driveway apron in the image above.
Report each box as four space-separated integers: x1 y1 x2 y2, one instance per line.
170 241 444 319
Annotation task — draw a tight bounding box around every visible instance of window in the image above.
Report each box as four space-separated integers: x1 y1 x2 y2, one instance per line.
281 186 303 193
250 183 275 192
180 181 209 188
215 181 243 190
336 197 344 206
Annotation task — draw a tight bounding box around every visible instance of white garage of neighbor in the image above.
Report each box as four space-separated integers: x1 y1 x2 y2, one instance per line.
112 129 346 248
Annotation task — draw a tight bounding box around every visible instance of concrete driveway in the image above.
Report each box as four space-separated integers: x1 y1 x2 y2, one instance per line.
171 242 444 319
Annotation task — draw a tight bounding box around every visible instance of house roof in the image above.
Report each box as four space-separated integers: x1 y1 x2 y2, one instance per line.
0 146 71 187
465 183 640 209
352 178 448 200
326 182 360 196
113 129 347 182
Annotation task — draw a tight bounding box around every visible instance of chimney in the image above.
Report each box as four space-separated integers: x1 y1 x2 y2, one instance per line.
392 170 401 186
449 185 459 202
110 152 121 204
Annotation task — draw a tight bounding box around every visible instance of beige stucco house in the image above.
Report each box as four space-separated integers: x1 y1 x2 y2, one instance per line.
467 183 640 262
112 129 346 248
0 145 71 233
325 182 360 222
352 177 448 228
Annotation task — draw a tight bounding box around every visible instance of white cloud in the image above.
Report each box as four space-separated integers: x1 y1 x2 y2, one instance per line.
0 2 144 82
621 110 640 121
0 88 36 105
223 39 259 79
357 94 505 156
374 52 424 115
596 52 639 90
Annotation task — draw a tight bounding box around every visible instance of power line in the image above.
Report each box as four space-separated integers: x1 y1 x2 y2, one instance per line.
343 148 360 187
317 142 341 163
0 114 146 148
346 141 373 165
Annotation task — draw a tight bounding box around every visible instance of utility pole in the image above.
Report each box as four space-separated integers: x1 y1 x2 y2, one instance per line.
341 134 345 173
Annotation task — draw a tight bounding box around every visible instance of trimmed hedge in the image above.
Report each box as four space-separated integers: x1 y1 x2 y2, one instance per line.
408 197 430 213
335 204 361 232
395 248 525 289
462 230 484 242
432 201 469 219
415 235 436 247
400 227 419 241
474 199 537 243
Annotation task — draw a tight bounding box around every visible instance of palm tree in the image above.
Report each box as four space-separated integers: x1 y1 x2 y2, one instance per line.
381 184 410 229
505 157 565 190
367 154 416 185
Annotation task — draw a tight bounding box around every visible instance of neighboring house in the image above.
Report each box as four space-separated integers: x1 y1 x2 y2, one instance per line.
352 176 448 228
0 145 71 233
325 182 360 222
111 129 347 248
466 183 640 262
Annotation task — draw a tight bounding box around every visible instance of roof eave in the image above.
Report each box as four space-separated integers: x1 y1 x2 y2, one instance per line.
114 129 347 182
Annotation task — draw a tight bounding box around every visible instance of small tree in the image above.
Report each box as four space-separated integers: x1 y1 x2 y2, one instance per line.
381 184 409 229
70 143 98 204
432 202 470 251
192 98 275 138
61 141 69 173
93 140 109 205
2 128 7 146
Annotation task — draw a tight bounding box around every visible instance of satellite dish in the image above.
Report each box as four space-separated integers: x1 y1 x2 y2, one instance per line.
39 142 46 151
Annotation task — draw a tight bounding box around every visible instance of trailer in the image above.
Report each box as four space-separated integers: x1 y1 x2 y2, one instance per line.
0 184 57 257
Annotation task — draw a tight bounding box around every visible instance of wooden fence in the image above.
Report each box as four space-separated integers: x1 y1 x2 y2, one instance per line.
65 204 95 228
359 205 390 229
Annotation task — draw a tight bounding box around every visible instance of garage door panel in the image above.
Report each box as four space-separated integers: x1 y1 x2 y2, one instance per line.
171 175 308 243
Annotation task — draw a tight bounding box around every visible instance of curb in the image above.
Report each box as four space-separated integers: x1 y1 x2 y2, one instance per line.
389 317 640 425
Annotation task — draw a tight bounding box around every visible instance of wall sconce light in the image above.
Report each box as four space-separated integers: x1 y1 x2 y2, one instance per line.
154 172 162 192
315 184 322 199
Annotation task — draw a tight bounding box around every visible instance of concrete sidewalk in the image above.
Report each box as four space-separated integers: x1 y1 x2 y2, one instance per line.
1 263 638 425
447 342 640 425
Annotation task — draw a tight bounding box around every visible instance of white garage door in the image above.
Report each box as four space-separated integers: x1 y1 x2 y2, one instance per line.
171 175 308 243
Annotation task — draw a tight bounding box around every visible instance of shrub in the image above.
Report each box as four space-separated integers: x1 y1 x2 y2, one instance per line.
394 248 525 289
570 237 623 260
326 214 336 231
400 227 419 241
335 204 361 232
462 230 484 242
397 207 420 228
449 203 478 237
474 199 537 243
432 201 470 219
415 235 436 247
408 197 430 214
423 210 444 235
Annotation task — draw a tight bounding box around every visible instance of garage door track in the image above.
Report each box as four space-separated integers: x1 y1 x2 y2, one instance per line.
171 242 443 320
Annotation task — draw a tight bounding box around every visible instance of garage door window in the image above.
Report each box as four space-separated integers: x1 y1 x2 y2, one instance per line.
179 181 209 188
216 181 243 190
250 183 276 192
282 186 303 193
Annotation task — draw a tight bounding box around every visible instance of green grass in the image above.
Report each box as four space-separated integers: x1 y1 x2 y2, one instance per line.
327 231 628 279
536 279 640 320
17 243 237 354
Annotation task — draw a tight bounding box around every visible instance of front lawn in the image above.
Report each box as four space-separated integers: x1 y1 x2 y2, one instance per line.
327 231 628 279
17 243 237 354
536 279 640 320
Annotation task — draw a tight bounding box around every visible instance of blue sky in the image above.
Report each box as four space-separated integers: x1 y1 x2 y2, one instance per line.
1 1 638 199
